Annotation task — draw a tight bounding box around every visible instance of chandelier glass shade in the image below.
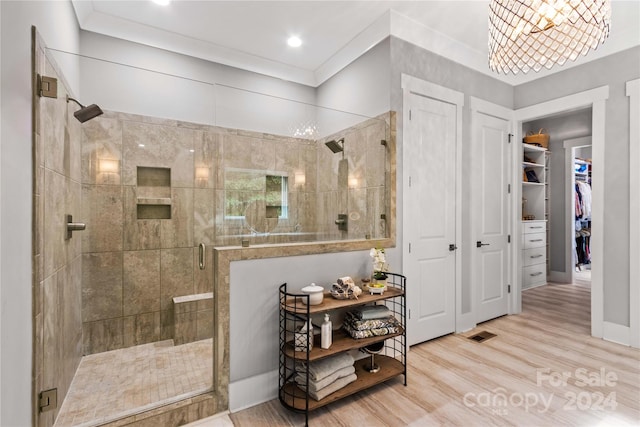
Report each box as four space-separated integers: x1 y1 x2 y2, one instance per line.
488 0 611 74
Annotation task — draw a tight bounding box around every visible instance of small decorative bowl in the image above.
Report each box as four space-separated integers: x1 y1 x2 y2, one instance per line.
364 284 386 295
301 283 324 305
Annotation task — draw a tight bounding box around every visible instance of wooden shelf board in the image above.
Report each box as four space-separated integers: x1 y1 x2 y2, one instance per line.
283 328 404 361
282 287 404 314
280 356 405 411
522 182 544 186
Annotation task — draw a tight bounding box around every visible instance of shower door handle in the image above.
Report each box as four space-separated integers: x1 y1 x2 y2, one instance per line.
198 243 206 270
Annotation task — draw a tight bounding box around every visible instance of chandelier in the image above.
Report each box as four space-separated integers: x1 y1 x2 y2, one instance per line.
488 0 611 74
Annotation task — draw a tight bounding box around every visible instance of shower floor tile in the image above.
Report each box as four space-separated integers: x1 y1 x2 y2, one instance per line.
54 339 213 427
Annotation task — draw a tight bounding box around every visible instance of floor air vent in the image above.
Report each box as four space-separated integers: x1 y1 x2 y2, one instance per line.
468 331 496 343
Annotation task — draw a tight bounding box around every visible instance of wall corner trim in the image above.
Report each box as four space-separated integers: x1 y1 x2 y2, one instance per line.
626 78 640 349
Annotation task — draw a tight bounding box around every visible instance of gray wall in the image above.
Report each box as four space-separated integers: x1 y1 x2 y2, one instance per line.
524 109 592 273
516 46 640 327
78 31 317 135
389 36 514 314
0 2 81 425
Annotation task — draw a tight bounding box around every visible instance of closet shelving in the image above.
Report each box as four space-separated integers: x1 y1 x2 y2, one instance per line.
278 273 406 426
522 143 548 289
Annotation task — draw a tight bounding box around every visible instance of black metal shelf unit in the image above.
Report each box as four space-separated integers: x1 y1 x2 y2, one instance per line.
278 272 406 426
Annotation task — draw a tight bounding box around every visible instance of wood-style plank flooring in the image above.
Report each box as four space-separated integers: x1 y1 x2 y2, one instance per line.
229 284 640 426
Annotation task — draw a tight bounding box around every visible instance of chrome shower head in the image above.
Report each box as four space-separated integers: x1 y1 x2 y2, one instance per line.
67 96 104 123
325 138 344 153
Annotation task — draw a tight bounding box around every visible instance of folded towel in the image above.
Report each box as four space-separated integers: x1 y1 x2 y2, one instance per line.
352 305 392 320
343 317 401 339
344 311 398 331
308 373 357 401
295 365 356 393
296 353 354 382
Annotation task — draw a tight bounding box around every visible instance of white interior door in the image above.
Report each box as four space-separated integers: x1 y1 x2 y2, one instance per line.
473 111 511 324
405 93 457 346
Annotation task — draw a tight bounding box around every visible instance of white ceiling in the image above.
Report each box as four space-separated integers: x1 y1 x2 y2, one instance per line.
71 0 640 87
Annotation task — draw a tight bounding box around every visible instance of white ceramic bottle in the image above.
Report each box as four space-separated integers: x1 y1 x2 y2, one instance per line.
321 313 332 349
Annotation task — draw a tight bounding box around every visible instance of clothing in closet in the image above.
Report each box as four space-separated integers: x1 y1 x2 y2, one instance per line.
575 180 592 267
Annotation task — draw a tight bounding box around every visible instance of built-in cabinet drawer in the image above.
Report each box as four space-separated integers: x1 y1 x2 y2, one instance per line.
523 221 546 234
523 246 546 267
523 263 546 287
523 232 546 249
522 221 547 289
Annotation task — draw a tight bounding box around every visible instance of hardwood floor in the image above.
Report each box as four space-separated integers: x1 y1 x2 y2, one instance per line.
229 284 640 426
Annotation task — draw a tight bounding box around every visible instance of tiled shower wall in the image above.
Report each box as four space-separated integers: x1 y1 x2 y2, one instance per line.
80 112 389 355
33 32 84 427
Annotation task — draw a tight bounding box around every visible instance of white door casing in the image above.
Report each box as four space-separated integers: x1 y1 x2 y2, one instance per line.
470 98 512 324
402 75 463 346
513 86 608 339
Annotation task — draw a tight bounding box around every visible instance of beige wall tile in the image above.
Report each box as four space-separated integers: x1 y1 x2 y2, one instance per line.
194 247 214 294
122 121 197 187
43 169 67 277
161 187 194 248
222 134 276 172
41 62 66 176
82 184 124 253
174 311 197 345
123 312 161 347
160 309 174 341
82 318 125 355
82 252 123 322
42 272 60 390
81 116 123 185
124 186 161 250
194 189 214 246
160 248 194 311
196 310 214 341
123 250 160 316
195 131 218 189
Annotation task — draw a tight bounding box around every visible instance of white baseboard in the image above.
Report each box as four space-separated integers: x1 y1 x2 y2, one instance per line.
229 370 279 412
602 321 630 346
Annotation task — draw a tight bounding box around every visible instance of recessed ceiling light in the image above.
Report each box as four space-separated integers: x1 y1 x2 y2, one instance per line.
151 0 170 6
287 36 302 48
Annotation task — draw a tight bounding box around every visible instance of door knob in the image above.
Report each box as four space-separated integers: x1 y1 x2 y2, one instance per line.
476 241 490 248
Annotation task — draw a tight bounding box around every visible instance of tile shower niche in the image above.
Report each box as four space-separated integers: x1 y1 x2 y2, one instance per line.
136 166 172 219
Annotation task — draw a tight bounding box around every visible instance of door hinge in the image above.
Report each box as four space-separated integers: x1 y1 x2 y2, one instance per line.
408 308 411 319
409 176 411 187
408 242 412 253
409 110 412 121
508 184 511 194
508 234 511 243
508 284 511 293
508 133 513 143
39 388 57 412
37 75 58 98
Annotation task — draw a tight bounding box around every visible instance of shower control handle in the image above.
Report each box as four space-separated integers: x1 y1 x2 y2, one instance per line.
66 214 86 240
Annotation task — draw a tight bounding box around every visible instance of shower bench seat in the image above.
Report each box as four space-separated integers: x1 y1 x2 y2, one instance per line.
172 292 214 345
